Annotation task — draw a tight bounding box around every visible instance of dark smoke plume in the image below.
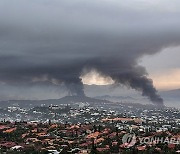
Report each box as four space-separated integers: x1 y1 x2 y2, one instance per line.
1 0 180 105
64 79 85 96
113 73 163 105
85 58 164 105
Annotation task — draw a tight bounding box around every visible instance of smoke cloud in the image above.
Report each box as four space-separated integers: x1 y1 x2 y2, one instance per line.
1 0 180 105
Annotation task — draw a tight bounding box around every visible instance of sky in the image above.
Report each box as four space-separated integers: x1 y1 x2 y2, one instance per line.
141 46 180 90
0 0 180 102
82 46 180 90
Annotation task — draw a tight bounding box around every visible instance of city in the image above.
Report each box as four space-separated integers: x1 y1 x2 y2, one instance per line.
1 0 180 153
0 96 180 153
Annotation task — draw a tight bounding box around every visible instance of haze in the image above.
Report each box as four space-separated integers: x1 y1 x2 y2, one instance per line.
0 0 180 105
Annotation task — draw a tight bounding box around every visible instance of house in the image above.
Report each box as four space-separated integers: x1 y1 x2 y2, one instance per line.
3 127 16 133
0 141 17 149
137 145 146 151
86 132 100 139
97 147 110 152
11 145 24 150
102 117 142 124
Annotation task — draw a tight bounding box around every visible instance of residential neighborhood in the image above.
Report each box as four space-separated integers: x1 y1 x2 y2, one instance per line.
0 102 180 153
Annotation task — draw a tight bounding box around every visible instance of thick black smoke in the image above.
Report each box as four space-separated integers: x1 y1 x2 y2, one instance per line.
1 0 180 105
84 58 164 105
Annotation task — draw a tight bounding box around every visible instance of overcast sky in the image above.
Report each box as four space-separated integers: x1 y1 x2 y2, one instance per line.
140 46 180 90
0 0 180 100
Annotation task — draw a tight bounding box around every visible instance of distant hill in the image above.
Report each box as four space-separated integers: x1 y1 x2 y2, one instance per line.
57 95 111 104
94 95 137 102
160 89 180 99
160 89 180 108
0 95 111 108
0 95 162 109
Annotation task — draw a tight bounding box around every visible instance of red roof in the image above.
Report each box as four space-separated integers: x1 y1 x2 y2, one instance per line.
102 118 142 123
0 125 9 130
0 142 16 148
97 147 110 152
168 144 175 149
86 132 100 139
112 141 118 146
3 127 16 133
137 146 146 151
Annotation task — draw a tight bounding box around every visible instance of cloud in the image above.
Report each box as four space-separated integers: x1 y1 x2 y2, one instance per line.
81 69 114 85
0 0 180 104
150 69 180 90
